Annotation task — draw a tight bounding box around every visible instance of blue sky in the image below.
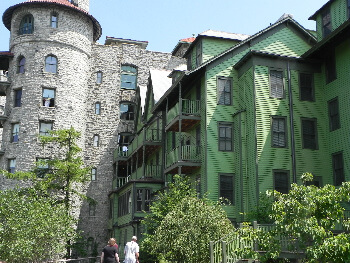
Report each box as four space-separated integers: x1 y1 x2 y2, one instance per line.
0 0 328 53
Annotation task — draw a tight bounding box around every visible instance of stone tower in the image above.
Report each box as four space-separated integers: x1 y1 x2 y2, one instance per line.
1 0 101 173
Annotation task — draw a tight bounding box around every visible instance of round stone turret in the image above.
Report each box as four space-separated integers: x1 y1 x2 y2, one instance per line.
1 0 101 171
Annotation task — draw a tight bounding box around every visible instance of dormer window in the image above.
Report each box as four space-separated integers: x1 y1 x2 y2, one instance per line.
19 14 34 35
322 9 332 37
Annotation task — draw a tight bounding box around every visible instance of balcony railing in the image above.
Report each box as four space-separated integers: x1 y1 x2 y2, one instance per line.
166 145 201 167
167 99 201 126
115 175 130 189
145 164 162 179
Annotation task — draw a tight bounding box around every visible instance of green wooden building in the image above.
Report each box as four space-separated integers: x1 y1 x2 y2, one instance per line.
109 0 350 252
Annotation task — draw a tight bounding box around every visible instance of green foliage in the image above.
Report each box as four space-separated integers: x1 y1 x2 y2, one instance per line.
152 196 234 262
264 173 350 262
1 127 91 259
142 175 233 263
246 192 275 224
0 188 76 263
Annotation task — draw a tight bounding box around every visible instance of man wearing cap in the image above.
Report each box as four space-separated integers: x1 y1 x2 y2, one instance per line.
124 236 139 263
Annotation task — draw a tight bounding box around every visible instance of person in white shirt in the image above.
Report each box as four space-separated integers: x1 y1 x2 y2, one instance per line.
124 236 139 263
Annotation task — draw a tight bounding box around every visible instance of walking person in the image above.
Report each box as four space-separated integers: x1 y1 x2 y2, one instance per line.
101 238 119 263
124 236 139 263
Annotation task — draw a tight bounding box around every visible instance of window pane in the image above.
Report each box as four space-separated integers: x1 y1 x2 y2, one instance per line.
8 159 16 173
218 78 231 105
270 70 284 98
272 118 286 147
220 175 234 204
302 119 317 149
40 122 53 136
18 57 25 73
15 89 22 107
333 153 344 186
45 56 57 73
300 73 314 101
274 171 288 194
12 124 19 142
95 102 101 114
19 15 34 35
328 98 340 131
91 168 96 181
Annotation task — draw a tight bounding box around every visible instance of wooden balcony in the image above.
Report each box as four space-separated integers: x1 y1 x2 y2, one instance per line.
114 164 163 189
166 99 201 132
165 144 201 174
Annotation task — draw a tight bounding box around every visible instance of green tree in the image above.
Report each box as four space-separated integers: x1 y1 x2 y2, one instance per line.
0 188 76 263
142 175 233 262
261 173 350 262
151 196 234 262
2 127 91 258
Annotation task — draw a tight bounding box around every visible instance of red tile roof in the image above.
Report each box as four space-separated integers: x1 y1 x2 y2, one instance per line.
180 37 196 43
2 0 102 41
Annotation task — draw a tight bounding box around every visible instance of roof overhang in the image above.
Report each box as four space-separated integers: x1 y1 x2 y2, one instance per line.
303 19 350 58
2 0 102 41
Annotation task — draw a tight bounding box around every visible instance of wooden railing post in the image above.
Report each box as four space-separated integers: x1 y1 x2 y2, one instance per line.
222 241 227 263
209 241 214 263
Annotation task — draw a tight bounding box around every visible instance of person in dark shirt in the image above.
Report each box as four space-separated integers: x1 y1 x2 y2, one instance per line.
101 238 119 263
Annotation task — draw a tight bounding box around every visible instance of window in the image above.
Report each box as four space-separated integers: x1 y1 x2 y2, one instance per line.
218 123 232 151
270 70 284 98
36 158 49 178
299 73 314 101
220 174 234 204
93 134 99 147
18 56 25 73
305 176 322 187
94 102 101 115
42 88 55 107
274 170 289 194
19 14 34 35
118 191 131 216
196 41 202 67
89 203 96 216
272 117 287 148
120 65 137 89
120 102 135 120
301 118 318 149
91 168 97 181
118 133 133 146
136 189 151 212
187 52 193 71
217 77 232 105
39 121 53 136
45 55 57 73
11 123 19 142
328 97 340 131
8 159 16 174
96 71 102 84
322 9 332 37
325 50 336 83
332 152 344 186
51 12 58 28
14 89 22 107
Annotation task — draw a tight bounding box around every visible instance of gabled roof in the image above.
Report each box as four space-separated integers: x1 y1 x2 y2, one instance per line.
153 17 317 112
309 0 333 20
171 37 195 56
189 17 316 75
2 0 102 41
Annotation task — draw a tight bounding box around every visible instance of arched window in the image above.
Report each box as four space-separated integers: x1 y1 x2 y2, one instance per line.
95 102 101 115
45 55 57 73
120 65 137 89
18 56 25 74
51 12 58 28
120 102 135 120
19 14 34 35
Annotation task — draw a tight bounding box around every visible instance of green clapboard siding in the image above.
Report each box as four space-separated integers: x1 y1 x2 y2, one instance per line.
202 38 238 64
